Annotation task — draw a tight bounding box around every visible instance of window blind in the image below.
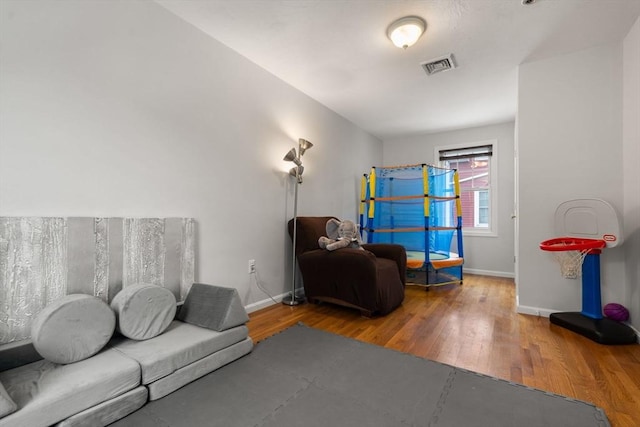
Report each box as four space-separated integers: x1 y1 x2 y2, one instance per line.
439 144 493 161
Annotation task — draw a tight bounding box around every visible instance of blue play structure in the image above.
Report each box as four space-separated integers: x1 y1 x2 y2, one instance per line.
360 164 463 287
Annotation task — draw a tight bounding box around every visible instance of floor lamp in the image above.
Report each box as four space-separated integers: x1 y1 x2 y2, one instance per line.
282 138 313 306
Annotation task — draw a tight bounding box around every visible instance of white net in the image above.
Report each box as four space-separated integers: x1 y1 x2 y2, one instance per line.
553 249 589 279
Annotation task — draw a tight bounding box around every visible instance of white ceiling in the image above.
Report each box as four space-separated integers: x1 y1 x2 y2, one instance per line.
157 0 640 140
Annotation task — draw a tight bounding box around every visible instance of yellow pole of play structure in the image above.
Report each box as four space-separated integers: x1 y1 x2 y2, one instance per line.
368 167 376 219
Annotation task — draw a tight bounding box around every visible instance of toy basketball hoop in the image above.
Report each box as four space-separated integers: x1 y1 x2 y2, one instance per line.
541 198 622 279
538 199 636 345
539 237 606 279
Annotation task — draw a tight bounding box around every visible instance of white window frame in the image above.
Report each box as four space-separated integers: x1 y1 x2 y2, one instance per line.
434 140 498 237
474 190 489 228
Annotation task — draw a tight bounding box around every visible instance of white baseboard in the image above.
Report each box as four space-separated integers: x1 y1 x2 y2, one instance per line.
516 305 555 318
244 293 287 313
463 268 515 278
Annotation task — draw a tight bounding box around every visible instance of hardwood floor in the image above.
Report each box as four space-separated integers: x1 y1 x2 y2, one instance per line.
247 274 640 427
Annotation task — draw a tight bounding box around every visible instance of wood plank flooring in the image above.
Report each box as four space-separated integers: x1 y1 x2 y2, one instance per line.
247 274 640 427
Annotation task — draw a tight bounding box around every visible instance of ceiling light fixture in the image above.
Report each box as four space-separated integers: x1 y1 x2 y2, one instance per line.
387 16 426 49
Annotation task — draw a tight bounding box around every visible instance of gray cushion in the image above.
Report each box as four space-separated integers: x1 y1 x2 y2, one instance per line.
30 294 115 364
0 348 140 427
178 283 249 331
111 283 176 340
147 337 253 400
110 321 249 384
54 386 147 427
0 381 17 418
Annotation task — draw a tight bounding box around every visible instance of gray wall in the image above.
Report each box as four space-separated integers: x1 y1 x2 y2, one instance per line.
382 122 516 278
516 42 631 324
623 16 640 332
0 0 382 311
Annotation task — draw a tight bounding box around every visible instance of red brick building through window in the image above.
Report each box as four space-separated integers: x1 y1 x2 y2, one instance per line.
439 144 493 231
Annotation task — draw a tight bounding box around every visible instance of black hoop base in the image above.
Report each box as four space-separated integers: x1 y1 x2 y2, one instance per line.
550 312 637 345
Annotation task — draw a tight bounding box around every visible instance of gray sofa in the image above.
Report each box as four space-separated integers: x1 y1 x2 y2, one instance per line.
0 283 253 427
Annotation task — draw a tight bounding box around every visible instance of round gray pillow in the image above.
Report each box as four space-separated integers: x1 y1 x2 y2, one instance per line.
111 283 176 340
31 294 116 364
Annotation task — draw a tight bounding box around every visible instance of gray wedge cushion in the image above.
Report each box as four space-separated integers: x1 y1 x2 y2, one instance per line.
30 294 116 364
111 283 176 340
177 283 249 331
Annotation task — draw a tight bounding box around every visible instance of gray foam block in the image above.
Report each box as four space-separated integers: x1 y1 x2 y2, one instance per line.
177 284 249 332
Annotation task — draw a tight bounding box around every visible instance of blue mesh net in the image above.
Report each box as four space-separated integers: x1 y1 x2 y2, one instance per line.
364 165 462 275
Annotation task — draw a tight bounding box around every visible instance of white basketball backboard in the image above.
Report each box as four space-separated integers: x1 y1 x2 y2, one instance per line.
554 199 623 248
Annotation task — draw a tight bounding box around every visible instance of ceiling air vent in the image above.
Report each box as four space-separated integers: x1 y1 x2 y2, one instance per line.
420 54 456 76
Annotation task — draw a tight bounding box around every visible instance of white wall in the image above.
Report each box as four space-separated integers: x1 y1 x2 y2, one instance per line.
623 16 640 331
383 122 515 277
517 43 626 317
0 1 382 311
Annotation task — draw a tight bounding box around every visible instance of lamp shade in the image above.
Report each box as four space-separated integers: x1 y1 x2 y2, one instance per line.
283 148 301 166
298 139 313 156
387 16 426 49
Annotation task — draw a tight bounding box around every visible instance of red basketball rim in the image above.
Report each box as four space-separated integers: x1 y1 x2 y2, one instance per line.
539 237 606 252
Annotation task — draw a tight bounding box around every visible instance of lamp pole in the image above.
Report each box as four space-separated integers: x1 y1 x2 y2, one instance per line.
283 166 301 306
282 138 312 306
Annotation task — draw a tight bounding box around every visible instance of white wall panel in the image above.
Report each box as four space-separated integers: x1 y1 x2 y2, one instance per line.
0 217 195 344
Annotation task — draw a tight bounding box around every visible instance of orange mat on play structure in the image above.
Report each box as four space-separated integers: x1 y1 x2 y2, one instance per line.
407 251 463 270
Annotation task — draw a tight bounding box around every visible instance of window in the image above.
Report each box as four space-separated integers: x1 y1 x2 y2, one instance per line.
436 141 497 235
474 190 489 227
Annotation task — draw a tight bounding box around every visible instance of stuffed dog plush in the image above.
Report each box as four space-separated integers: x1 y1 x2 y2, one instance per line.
318 218 364 251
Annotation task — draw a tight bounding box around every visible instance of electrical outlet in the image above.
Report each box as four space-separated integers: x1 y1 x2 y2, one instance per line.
248 259 256 274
